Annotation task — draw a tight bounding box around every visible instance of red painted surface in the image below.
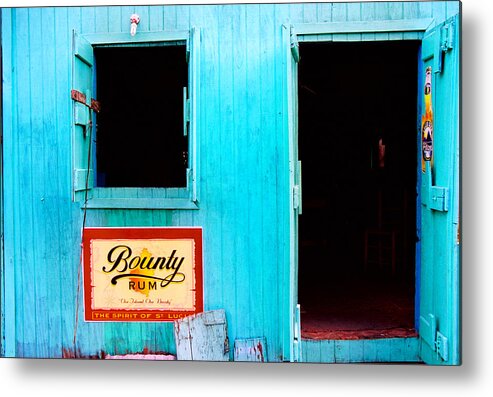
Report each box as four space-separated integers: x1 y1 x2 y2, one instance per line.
300 274 415 340
256 341 264 362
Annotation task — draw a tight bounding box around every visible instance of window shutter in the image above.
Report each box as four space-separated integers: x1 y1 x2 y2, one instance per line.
188 27 201 203
72 30 95 200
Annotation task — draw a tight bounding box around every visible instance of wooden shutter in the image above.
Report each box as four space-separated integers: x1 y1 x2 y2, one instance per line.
418 15 460 365
187 27 200 203
72 31 95 200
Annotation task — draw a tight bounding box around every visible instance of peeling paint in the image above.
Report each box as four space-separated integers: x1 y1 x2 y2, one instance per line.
105 353 176 360
61 347 175 360
256 341 264 362
62 348 105 359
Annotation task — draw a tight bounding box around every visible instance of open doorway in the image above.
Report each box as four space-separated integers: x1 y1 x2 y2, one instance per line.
298 41 420 340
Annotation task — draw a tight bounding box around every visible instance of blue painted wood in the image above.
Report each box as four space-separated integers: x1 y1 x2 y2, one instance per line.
301 338 420 363
415 45 423 330
1 2 460 362
1 7 16 357
419 15 460 365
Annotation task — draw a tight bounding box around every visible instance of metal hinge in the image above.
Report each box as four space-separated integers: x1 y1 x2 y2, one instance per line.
183 87 190 136
72 89 100 137
293 304 301 362
290 25 300 63
429 186 449 212
293 160 302 213
436 331 449 362
419 313 449 362
71 89 101 113
293 185 300 211
440 23 454 53
435 22 454 74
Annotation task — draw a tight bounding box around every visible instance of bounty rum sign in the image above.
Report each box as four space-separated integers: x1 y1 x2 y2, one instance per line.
83 228 203 322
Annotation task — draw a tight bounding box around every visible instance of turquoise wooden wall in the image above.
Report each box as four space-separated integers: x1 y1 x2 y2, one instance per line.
1 2 460 361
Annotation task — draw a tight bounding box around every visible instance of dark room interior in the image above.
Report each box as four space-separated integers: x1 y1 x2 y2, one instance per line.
298 41 420 340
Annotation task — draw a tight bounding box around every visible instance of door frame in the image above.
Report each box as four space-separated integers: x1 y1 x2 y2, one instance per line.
286 17 439 363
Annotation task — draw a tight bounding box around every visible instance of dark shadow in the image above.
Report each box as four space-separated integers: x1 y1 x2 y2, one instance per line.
298 41 420 339
94 44 188 188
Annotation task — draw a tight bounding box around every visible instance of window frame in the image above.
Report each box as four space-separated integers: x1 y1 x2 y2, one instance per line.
72 29 200 210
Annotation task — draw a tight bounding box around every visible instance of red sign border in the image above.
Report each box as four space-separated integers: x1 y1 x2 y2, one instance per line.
82 227 203 322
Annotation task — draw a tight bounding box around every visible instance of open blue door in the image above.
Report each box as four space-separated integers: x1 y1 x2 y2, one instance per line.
418 15 460 365
282 22 302 362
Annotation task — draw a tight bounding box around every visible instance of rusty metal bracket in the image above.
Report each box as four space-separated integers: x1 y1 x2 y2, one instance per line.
71 89 101 113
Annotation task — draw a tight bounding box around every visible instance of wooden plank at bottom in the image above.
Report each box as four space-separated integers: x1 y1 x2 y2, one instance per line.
174 309 230 361
299 339 321 363
301 338 420 363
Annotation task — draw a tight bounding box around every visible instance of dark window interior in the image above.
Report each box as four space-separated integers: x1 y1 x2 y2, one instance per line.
298 41 420 340
94 45 188 188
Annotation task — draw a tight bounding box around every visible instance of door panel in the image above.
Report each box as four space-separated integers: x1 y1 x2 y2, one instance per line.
283 22 301 362
418 15 460 365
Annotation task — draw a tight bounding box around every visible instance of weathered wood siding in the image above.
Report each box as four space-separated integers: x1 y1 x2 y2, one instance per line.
301 337 420 363
1 2 459 360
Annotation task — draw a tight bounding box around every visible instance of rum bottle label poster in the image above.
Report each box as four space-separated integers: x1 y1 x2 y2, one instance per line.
422 66 434 173
83 228 203 322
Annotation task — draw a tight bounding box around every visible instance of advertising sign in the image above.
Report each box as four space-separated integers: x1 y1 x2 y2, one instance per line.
83 227 203 322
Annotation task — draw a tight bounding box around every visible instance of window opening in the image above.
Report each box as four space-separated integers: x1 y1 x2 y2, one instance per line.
94 45 188 188
298 41 420 340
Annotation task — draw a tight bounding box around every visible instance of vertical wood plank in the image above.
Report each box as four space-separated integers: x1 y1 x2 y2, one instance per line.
259 2 279 362
347 2 362 41
302 2 317 23
404 2 419 40
274 2 291 361
149 5 164 31
432 0 447 23
361 1 376 41
94 6 109 33
288 2 304 24
446 1 460 19
133 5 150 32
374 2 390 41
389 2 404 40
163 5 177 30
107 6 122 33
217 4 238 357
197 4 220 314
15 7 33 356
301 340 321 363
176 4 190 30
418 1 433 19
231 3 250 343
41 6 62 357
1 7 17 357
234 337 267 362
317 2 332 23
332 2 347 41
80 6 96 34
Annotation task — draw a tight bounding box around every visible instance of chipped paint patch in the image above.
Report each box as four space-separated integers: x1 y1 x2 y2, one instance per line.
233 337 267 362
62 348 105 359
105 354 176 360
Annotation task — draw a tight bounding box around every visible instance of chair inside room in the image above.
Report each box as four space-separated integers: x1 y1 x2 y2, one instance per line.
364 185 409 276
